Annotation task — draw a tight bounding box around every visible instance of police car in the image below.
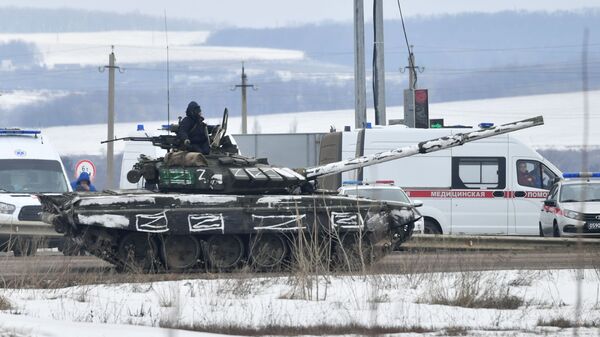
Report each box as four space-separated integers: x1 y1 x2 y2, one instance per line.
337 180 425 234
0 128 71 255
539 172 600 237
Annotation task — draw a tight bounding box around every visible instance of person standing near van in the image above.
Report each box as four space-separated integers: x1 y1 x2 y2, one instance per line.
71 172 97 192
178 101 216 155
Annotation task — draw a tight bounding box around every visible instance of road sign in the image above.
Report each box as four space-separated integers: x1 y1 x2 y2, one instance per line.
74 159 96 181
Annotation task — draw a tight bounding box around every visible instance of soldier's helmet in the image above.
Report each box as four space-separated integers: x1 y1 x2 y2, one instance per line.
185 101 201 117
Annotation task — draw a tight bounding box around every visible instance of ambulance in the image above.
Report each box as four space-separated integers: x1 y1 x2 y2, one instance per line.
319 124 562 236
0 128 70 255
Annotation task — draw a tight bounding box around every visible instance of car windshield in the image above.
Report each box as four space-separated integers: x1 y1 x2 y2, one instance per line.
0 159 69 193
559 183 600 202
342 187 411 203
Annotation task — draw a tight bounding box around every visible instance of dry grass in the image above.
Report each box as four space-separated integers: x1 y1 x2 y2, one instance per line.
0 295 12 310
443 326 469 336
537 316 599 328
421 272 524 310
158 321 432 336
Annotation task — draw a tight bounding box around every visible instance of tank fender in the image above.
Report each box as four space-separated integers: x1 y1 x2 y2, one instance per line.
41 213 67 234
389 208 418 228
389 208 416 247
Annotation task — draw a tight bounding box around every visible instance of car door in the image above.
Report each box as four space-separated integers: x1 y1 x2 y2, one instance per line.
511 159 558 235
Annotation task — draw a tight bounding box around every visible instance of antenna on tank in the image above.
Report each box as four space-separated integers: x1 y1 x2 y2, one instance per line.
164 10 171 134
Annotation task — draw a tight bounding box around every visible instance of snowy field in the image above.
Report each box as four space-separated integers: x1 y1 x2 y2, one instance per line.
0 30 304 66
27 89 600 156
0 269 599 336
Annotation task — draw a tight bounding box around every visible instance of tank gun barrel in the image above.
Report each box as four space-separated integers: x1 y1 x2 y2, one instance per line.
304 116 544 180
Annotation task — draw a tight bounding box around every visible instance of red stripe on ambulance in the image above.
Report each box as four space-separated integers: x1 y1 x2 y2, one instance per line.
405 190 548 199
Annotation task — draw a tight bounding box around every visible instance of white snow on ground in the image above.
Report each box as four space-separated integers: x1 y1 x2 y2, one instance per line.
0 269 598 336
35 89 600 156
0 31 304 66
0 313 218 337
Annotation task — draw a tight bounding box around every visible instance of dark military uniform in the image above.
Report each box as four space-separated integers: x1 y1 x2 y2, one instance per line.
178 101 216 155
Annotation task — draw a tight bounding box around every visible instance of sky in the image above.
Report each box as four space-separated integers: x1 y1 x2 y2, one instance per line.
0 0 599 28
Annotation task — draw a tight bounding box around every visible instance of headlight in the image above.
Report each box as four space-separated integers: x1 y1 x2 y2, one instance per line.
0 202 16 214
563 209 584 220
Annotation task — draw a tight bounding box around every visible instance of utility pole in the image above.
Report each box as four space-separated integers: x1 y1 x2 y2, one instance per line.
403 46 425 128
99 46 122 189
373 0 386 125
353 0 367 129
408 46 417 90
232 62 256 134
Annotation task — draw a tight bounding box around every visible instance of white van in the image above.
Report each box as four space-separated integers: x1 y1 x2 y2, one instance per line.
319 124 562 236
0 128 71 255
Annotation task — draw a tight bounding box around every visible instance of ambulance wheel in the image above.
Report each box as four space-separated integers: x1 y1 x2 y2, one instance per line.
539 222 545 237
424 219 442 235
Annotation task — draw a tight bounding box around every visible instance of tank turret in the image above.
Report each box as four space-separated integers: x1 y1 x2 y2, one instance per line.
37 112 545 273
120 111 543 195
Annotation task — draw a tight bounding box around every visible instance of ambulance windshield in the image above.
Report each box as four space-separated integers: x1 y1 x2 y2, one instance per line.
0 159 69 193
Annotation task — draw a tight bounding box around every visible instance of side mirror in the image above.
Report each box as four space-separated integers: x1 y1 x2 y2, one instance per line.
412 199 424 208
544 199 557 207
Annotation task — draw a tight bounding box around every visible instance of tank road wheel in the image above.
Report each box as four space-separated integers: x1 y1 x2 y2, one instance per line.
205 235 244 271
334 233 373 271
250 234 288 271
118 233 159 272
161 235 201 271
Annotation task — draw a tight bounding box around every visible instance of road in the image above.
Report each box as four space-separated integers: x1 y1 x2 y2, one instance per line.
0 249 598 287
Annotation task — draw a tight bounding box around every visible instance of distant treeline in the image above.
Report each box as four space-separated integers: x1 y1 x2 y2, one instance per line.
0 7 208 32
207 9 600 71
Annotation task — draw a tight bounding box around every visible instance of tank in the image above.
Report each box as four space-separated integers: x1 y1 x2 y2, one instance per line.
38 112 544 272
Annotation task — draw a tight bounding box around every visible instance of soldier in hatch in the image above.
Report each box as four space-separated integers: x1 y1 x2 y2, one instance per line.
178 101 217 155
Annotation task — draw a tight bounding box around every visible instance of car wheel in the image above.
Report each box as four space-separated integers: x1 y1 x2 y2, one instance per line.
553 221 561 237
539 222 545 237
424 219 442 235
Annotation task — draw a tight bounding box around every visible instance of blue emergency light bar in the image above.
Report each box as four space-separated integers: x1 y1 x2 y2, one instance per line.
0 129 41 135
562 172 600 178
478 123 494 129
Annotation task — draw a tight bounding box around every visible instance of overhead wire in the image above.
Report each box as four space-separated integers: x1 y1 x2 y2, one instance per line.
396 0 416 88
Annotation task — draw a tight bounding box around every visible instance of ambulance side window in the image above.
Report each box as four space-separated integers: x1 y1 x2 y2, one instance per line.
452 157 506 189
516 160 557 190
541 165 558 190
